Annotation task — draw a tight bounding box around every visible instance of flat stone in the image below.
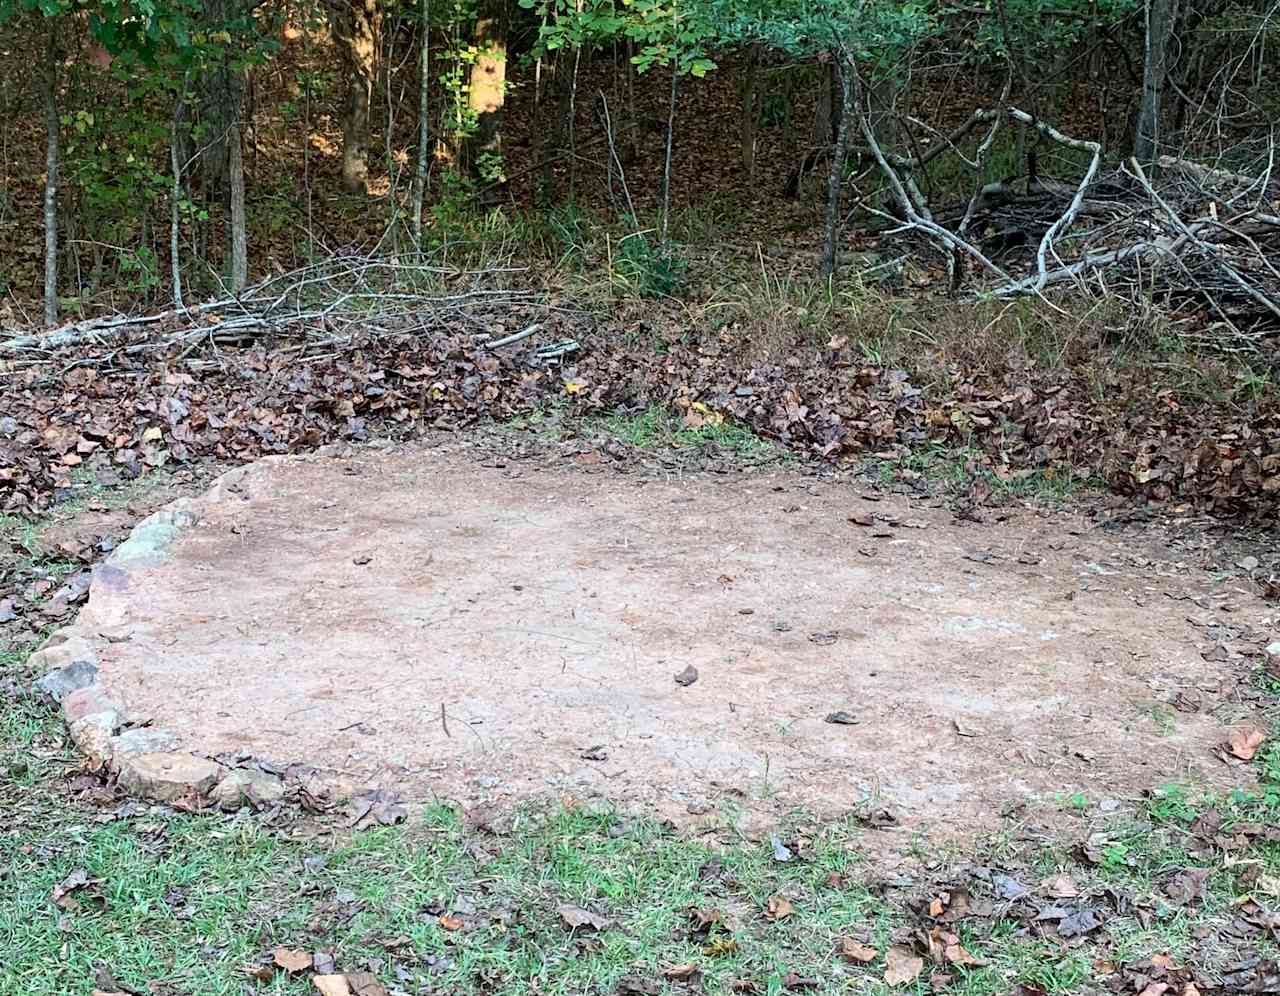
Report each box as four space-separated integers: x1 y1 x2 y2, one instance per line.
1267 642 1280 666
69 713 119 759
63 685 122 724
110 728 180 755
34 660 99 704
116 752 222 803
28 635 98 675
210 768 286 811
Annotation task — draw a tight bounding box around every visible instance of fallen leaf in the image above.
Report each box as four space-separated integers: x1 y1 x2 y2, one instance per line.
1043 873 1079 898
274 947 313 973
345 972 388 996
765 895 794 921
943 941 987 967
1136 984 1170 996
616 976 660 995
883 946 924 986
703 936 739 957
1164 867 1210 905
50 868 96 911
438 913 464 931
674 664 699 687
313 977 352 996
1227 726 1265 761
558 904 611 931
840 937 878 963
663 963 701 981
245 965 274 982
782 972 819 990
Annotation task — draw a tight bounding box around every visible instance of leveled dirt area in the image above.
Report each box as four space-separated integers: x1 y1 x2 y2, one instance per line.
73 441 1271 833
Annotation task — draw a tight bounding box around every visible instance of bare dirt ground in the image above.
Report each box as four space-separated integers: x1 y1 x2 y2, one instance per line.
73 439 1273 836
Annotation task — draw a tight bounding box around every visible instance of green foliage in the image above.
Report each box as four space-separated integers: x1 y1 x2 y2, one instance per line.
612 231 685 297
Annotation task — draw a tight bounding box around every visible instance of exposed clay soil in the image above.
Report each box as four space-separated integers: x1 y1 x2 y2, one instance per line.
77 441 1273 832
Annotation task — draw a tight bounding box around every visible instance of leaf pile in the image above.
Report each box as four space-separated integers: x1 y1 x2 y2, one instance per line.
2 312 1277 519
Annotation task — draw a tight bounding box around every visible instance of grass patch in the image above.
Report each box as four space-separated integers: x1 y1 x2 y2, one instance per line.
863 442 1100 503
595 404 781 461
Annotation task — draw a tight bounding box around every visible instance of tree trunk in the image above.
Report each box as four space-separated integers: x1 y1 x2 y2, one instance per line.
1135 0 1175 163
228 118 247 292
820 57 852 280
466 1 506 192
170 92 186 310
42 24 59 327
334 0 382 194
660 49 678 243
411 0 430 244
740 43 762 180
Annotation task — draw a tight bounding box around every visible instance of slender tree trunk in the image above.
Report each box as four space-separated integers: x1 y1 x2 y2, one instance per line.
821 57 853 280
567 42 582 198
466 1 506 193
411 0 430 244
334 0 382 193
740 43 762 180
42 25 59 327
660 55 678 243
228 118 247 292
170 92 186 310
1135 0 1175 163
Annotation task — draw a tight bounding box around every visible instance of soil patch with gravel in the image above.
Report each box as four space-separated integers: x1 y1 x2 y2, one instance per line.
41 441 1273 833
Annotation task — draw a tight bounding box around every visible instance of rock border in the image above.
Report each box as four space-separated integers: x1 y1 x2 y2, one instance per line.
28 457 370 814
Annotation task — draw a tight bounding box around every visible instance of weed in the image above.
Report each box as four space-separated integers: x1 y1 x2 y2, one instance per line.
594 404 779 461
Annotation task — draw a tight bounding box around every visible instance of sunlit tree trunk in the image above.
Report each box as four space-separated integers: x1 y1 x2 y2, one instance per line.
42 23 59 326
333 0 382 193
466 0 506 190
228 118 247 292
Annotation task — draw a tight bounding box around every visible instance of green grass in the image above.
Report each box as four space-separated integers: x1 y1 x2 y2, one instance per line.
594 404 781 461
864 442 1100 503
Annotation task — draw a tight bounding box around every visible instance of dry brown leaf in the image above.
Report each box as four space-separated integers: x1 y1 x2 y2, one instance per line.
883 946 924 986
558 903 611 930
764 895 794 921
312 977 352 996
1136 984 1170 996
944 942 987 967
840 937 878 963
438 913 464 931
1043 873 1079 898
663 963 701 981
1227 726 1266 760
345 972 388 996
274 947 313 973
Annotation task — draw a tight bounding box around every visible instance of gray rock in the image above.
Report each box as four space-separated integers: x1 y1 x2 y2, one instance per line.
116 753 222 803
34 660 99 704
1267 641 1280 664
210 769 286 811
110 728 179 756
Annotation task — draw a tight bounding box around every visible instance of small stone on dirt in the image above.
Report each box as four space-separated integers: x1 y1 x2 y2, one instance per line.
824 711 860 726
116 752 222 802
211 768 286 810
34 660 99 704
674 664 698 687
